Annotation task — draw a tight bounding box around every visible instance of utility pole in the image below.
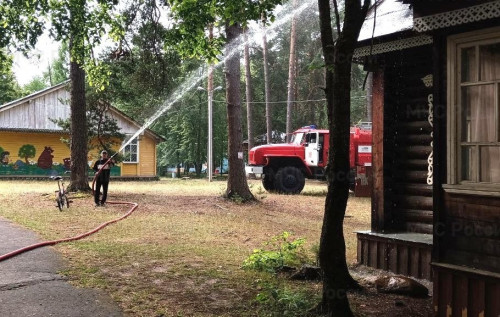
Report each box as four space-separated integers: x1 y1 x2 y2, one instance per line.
198 85 222 182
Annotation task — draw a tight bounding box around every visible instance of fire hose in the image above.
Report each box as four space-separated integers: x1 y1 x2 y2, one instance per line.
0 156 138 262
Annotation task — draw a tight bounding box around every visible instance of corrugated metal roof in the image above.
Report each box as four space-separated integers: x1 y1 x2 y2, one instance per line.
0 128 66 134
358 0 413 42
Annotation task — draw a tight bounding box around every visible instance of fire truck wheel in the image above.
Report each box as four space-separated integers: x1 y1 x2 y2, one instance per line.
274 166 305 194
262 169 276 191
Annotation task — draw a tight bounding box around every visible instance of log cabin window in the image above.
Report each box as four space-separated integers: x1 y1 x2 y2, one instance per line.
122 136 139 163
448 28 500 189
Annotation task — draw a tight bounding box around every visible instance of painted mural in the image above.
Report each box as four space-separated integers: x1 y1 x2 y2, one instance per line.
0 144 120 176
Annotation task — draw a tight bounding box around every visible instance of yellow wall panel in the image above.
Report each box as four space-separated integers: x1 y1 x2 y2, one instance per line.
122 163 138 176
0 131 70 166
1 131 160 177
139 136 156 176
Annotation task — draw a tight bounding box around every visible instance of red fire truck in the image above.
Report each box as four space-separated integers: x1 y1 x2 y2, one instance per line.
245 124 372 194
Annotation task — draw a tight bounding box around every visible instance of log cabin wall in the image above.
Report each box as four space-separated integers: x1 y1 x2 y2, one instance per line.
383 45 434 234
357 45 434 280
440 194 500 273
428 20 500 316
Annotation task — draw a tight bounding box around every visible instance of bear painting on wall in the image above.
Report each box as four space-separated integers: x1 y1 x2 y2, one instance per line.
37 146 54 169
63 157 71 170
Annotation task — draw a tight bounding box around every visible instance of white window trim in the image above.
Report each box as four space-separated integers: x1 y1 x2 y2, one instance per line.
122 136 140 164
446 26 500 195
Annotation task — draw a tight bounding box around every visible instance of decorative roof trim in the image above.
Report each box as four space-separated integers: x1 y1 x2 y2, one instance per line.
354 34 433 58
413 1 500 32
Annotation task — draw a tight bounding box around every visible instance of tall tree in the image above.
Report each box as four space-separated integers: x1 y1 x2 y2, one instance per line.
285 0 297 142
207 25 216 178
1 0 122 191
224 21 252 199
317 0 370 316
243 27 254 151
167 0 283 201
0 53 22 104
261 14 273 144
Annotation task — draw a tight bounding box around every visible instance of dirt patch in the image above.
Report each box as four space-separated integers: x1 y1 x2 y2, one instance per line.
0 179 432 316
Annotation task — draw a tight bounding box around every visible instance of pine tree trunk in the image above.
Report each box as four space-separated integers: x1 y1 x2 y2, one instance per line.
207 25 215 178
262 15 272 144
317 0 370 315
286 0 298 142
196 91 203 176
244 28 254 151
68 34 90 191
224 22 254 201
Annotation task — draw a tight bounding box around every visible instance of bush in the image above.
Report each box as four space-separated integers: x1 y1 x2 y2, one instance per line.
242 232 310 273
254 282 318 317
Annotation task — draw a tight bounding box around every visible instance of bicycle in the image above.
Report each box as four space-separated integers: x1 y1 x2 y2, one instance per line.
51 175 70 211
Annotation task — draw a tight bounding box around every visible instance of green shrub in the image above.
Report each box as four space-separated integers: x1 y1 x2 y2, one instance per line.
242 232 309 273
255 282 318 317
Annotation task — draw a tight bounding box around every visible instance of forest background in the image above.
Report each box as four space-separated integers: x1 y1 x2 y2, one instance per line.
0 0 369 174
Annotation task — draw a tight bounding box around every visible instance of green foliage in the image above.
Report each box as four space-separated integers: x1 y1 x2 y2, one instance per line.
99 2 217 172
86 91 126 156
225 192 246 203
152 70 227 174
238 2 367 140
166 0 284 62
254 281 318 317
310 243 320 266
22 76 48 95
43 42 69 86
0 1 48 62
50 88 125 157
351 64 368 124
242 232 309 273
251 184 267 200
1 0 124 90
0 52 22 104
2 42 68 104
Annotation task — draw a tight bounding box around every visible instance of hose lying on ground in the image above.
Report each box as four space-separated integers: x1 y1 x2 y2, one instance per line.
0 157 137 262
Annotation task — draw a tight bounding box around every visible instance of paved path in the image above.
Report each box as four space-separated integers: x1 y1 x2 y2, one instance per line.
0 217 122 316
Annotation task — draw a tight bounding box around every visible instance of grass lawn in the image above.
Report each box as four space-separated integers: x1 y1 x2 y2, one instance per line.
0 178 371 316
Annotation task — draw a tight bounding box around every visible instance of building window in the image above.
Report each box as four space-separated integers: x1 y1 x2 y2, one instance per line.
122 136 139 163
448 28 500 189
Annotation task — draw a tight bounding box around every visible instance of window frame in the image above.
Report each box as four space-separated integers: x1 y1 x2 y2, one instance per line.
446 26 500 195
122 135 139 164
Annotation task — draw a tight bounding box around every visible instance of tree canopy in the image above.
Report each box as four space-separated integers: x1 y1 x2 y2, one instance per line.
165 0 285 200
0 0 125 190
0 53 22 104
